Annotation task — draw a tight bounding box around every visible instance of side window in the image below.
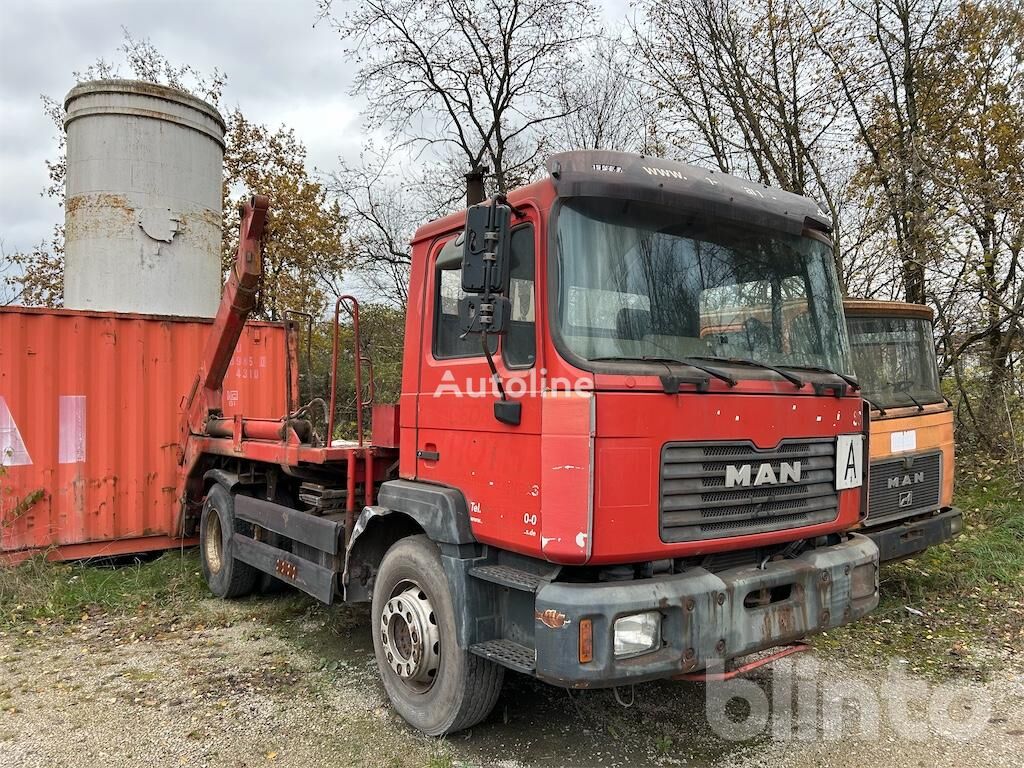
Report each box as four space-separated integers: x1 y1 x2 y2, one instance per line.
433 240 497 360
504 225 536 367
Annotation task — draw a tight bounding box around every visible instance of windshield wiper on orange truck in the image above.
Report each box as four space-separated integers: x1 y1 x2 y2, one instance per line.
862 395 887 416
891 385 925 412
590 355 737 387
686 356 805 389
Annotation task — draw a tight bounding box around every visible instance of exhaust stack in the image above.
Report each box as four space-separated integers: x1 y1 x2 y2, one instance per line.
465 164 488 207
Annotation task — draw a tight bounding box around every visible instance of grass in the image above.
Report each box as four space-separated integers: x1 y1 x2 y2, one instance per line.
815 457 1024 678
0 549 206 627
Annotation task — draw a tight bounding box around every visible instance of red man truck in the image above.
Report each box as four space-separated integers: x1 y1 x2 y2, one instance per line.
177 151 879 735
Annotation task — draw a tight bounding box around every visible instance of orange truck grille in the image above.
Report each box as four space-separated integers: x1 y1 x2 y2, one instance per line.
660 439 839 542
866 451 942 524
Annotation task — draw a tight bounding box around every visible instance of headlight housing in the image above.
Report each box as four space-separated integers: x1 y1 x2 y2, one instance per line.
613 611 661 658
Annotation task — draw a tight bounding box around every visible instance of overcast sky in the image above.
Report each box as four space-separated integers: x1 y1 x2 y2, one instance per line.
0 0 627 258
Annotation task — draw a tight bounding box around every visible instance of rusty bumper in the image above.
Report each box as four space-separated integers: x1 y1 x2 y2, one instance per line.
863 507 962 563
533 534 879 688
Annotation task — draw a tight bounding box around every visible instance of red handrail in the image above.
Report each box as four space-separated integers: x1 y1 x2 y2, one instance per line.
328 295 368 446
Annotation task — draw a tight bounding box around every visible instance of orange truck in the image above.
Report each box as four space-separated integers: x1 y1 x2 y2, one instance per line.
844 300 962 561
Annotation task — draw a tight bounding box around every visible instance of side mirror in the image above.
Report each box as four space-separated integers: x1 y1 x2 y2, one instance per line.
461 200 511 292
459 198 512 335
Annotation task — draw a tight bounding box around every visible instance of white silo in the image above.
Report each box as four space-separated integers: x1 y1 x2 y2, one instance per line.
62 80 226 317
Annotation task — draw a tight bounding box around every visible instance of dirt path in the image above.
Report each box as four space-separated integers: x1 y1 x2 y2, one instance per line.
1 600 1021 768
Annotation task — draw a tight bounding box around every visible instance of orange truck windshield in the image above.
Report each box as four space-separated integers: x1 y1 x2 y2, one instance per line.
846 313 943 410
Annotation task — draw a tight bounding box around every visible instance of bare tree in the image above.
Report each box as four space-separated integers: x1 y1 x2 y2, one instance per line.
803 0 960 304
926 1 1024 393
328 147 430 305
317 0 596 196
633 0 854 277
551 34 661 154
1 240 25 306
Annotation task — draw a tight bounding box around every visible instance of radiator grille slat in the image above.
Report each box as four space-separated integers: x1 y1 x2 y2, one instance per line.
660 439 840 542
866 451 942 524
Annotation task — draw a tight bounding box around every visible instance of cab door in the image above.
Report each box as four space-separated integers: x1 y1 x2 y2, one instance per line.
414 218 545 558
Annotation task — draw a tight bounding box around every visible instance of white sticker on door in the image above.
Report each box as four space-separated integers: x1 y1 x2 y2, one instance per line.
59 395 87 464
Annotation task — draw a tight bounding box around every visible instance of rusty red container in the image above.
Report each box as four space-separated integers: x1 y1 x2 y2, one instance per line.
0 306 289 560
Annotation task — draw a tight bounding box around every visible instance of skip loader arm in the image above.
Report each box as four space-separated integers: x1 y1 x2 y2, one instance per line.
179 194 269 444
172 194 268 536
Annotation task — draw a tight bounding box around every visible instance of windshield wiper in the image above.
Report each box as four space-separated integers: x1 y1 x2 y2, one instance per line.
890 385 924 412
590 355 737 388
780 363 860 391
686 356 805 389
862 395 887 416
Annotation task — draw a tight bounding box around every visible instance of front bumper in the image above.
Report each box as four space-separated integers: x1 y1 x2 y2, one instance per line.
534 534 879 688
863 507 962 563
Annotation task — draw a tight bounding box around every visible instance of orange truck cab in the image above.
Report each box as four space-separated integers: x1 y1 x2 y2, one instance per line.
844 300 962 561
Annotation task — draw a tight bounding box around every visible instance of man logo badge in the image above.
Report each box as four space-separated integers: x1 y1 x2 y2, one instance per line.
899 490 914 508
725 462 801 487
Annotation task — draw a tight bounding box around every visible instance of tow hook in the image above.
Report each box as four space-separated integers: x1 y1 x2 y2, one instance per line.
674 641 812 682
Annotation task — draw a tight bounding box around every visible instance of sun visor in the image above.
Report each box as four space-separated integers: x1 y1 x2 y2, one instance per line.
546 150 831 236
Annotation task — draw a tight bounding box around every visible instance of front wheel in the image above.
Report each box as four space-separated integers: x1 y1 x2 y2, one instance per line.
371 535 504 735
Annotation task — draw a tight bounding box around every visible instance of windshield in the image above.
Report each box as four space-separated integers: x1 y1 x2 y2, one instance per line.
553 197 852 375
846 314 943 409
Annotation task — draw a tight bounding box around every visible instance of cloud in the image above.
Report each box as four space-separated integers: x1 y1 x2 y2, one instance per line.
0 0 364 254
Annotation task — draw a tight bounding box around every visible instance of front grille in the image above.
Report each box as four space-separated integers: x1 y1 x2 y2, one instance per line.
866 451 942 524
660 439 839 542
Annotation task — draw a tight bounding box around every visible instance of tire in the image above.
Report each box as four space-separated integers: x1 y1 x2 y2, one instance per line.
371 535 504 735
199 484 259 599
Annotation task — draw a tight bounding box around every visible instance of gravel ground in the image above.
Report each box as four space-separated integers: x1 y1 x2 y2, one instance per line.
0 599 1021 768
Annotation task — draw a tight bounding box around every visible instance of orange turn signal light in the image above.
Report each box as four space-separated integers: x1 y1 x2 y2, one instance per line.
579 618 593 663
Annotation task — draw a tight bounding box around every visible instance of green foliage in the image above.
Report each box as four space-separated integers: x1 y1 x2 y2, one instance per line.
817 455 1024 678
0 550 205 627
295 304 406 442
893 457 1024 596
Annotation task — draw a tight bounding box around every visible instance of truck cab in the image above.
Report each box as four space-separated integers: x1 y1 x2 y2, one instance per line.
181 151 880 736
844 299 962 561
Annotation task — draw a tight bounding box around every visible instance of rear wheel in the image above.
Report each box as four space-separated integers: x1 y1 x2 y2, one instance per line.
371 535 504 735
199 484 258 599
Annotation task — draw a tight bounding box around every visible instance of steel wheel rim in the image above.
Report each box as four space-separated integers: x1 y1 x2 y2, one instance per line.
204 507 224 574
379 579 441 693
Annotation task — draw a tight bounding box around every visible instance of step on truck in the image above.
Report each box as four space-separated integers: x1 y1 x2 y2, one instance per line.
176 151 880 736
844 299 963 561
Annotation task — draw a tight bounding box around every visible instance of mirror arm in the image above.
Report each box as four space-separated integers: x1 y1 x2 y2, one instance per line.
493 193 527 220
482 332 507 401
481 332 521 426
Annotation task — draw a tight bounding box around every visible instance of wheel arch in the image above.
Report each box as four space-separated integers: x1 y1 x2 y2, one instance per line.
344 480 479 604
203 468 241 494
